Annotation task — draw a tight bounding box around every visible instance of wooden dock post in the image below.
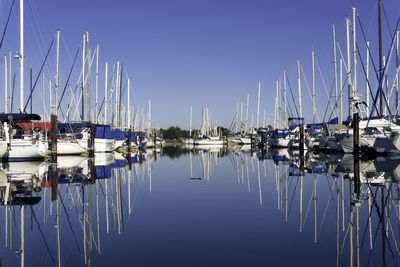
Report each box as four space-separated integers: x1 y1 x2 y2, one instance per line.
51 114 57 163
127 129 132 170
50 114 58 201
127 129 132 153
353 112 360 198
353 112 359 156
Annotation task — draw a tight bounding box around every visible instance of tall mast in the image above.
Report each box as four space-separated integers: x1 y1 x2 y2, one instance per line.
95 44 99 124
297 60 303 118
8 51 11 112
127 78 130 129
340 58 343 122
346 18 352 119
114 61 119 127
333 25 338 119
245 94 249 132
283 70 287 128
118 64 123 128
312 51 316 123
256 82 261 129
4 56 7 113
263 109 266 128
240 102 243 133
104 62 108 124
148 99 151 132
86 31 91 122
366 42 370 115
352 8 357 102
235 103 239 133
378 0 383 115
396 31 399 116
277 80 281 128
189 106 192 137
81 34 85 121
55 30 60 117
19 0 24 112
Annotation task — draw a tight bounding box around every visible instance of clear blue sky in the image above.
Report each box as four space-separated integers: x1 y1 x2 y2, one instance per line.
0 0 399 129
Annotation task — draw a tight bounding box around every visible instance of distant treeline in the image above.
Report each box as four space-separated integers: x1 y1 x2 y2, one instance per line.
159 126 231 140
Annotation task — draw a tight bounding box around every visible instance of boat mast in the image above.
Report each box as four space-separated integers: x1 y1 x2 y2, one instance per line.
378 0 383 116
297 60 303 118
353 8 357 102
312 51 316 123
340 58 343 122
127 78 130 129
240 102 243 133
235 103 239 133
245 94 249 132
333 25 338 119
396 30 399 116
95 44 99 124
42 74 45 121
104 62 108 124
256 82 261 129
4 56 7 113
8 51 11 112
366 42 370 115
189 106 192 137
55 30 60 117
114 62 119 128
82 34 86 121
346 18 352 119
19 0 23 113
283 70 287 128
86 31 91 122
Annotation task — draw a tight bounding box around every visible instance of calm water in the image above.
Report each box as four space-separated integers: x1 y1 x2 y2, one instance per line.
0 145 399 266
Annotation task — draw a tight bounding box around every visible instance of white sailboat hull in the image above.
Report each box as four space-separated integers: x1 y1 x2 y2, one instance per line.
57 139 89 155
95 138 115 152
6 140 47 160
194 139 224 145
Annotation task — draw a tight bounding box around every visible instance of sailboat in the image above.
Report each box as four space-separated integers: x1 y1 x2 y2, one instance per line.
194 106 224 146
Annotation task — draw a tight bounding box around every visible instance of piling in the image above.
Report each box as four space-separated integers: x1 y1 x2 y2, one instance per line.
127 129 132 153
353 112 360 198
51 163 58 202
127 129 132 170
90 159 96 183
353 112 359 156
50 114 57 163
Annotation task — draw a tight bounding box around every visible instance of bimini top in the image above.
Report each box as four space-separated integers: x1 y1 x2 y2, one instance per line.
0 113 41 123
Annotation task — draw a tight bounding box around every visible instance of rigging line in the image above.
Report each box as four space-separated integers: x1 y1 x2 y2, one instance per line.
356 42 380 115
58 191 82 254
300 63 321 122
316 57 335 122
58 47 80 112
287 176 300 216
382 4 393 37
285 72 300 118
318 174 335 236
29 206 56 264
0 0 16 52
23 38 55 113
357 14 380 83
367 18 400 125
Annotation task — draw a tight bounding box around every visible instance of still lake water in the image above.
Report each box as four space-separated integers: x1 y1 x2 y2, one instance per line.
0 145 399 266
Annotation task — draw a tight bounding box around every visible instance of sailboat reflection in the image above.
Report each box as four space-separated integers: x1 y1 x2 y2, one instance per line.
0 149 158 267
256 147 400 267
